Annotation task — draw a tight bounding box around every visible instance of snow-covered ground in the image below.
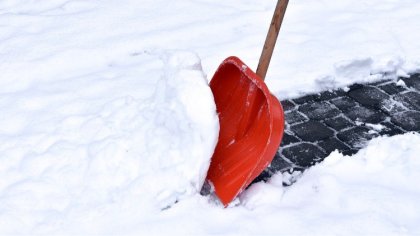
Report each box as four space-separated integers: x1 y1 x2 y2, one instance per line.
1 0 420 235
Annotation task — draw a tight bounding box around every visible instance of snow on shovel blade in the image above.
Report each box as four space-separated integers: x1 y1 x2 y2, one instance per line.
207 56 285 206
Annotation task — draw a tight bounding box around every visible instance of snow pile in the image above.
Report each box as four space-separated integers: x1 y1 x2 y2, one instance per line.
243 133 420 234
0 50 219 234
140 133 420 235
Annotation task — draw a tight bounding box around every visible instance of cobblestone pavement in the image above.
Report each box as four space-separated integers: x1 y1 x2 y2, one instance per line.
255 73 420 183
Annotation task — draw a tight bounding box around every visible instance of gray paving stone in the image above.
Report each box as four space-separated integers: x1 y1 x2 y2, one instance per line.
379 82 406 95
348 83 364 91
345 106 387 123
285 110 308 124
401 75 420 90
257 73 419 183
290 120 335 142
380 98 409 115
324 115 354 131
393 91 420 110
348 86 390 109
298 101 341 120
268 153 293 172
282 143 327 168
281 100 296 112
252 170 272 183
379 121 405 136
281 132 300 146
317 90 346 101
391 111 420 131
330 97 360 112
342 149 359 156
337 126 379 148
318 137 351 154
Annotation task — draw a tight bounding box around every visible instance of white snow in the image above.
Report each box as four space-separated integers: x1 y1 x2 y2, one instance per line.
101 133 420 236
397 79 408 87
365 123 386 132
0 47 219 233
1 0 420 235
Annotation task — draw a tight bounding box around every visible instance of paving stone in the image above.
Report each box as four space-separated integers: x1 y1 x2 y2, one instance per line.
268 152 293 172
324 115 354 131
391 111 420 131
290 120 334 142
318 137 351 154
317 90 346 101
348 83 364 91
378 82 406 95
281 100 296 112
337 126 379 148
345 106 387 123
281 132 300 146
393 91 420 110
378 121 405 136
342 149 359 156
255 151 295 183
348 86 390 109
380 98 409 115
282 143 327 168
401 75 420 90
266 74 419 179
298 101 341 120
292 94 318 104
253 170 272 183
330 97 360 112
285 110 308 124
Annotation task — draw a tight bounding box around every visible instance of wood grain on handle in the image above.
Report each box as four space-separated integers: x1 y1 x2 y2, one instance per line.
256 0 289 81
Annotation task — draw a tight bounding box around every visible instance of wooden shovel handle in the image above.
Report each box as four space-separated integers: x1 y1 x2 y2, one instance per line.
256 0 289 81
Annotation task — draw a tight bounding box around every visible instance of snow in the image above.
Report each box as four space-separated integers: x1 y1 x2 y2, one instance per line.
131 133 420 236
0 48 219 233
365 123 386 132
397 79 408 87
1 0 420 235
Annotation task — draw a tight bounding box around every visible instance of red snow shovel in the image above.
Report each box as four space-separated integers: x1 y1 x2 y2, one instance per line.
206 0 288 206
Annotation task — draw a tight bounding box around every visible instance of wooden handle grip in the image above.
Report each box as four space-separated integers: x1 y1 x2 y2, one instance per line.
256 0 289 81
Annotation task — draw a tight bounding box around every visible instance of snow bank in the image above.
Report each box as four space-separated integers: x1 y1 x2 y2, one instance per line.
242 133 420 235
138 133 420 236
5 132 417 235
0 50 219 234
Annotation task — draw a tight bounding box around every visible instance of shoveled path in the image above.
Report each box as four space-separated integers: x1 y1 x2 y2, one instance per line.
255 73 420 183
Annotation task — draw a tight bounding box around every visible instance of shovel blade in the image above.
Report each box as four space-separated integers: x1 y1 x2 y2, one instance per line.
207 56 285 206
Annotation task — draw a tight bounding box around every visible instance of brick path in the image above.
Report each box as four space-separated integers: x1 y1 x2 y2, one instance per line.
255 73 420 183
